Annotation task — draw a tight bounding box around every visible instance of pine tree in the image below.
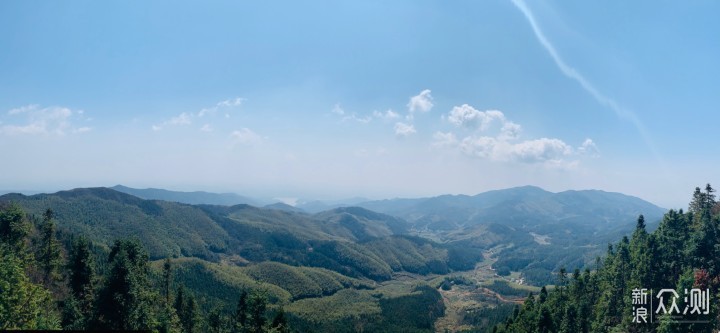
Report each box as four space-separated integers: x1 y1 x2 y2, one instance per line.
94 239 158 330
63 236 96 329
233 290 249 332
163 258 172 305
247 291 268 333
0 244 61 329
0 204 59 329
0 203 31 254
175 286 202 333
37 209 62 288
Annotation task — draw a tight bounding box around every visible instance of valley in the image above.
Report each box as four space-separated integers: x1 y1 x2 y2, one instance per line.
0 185 665 331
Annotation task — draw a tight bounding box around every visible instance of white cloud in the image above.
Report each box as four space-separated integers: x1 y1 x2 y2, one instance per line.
500 121 522 140
217 97 245 107
7 104 38 115
577 138 599 157
153 112 192 130
439 103 593 167
230 128 262 146
343 114 372 124
394 122 416 137
447 104 505 130
407 89 433 114
169 112 192 125
0 105 89 136
432 131 457 147
373 109 400 120
199 97 245 117
508 138 572 163
458 136 572 164
200 124 213 132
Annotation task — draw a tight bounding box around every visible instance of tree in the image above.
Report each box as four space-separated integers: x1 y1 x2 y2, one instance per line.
0 244 60 329
270 308 289 333
163 258 172 305
0 203 31 254
247 291 268 333
67 236 95 301
175 286 202 333
208 307 226 333
63 236 95 329
94 239 158 330
37 209 62 288
233 290 249 332
689 184 716 215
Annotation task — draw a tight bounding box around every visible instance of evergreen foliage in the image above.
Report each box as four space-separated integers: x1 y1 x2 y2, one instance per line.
494 185 720 333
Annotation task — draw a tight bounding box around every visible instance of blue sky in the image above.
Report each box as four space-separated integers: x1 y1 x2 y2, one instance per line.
1 1 718 208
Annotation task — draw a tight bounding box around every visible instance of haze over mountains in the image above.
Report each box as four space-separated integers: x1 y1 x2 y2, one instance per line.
3 184 665 285
0 184 670 330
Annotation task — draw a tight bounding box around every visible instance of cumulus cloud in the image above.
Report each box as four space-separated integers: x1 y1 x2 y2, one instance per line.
447 104 505 130
230 128 262 146
394 122 416 137
407 89 433 115
436 103 596 167
500 121 522 140
0 105 91 136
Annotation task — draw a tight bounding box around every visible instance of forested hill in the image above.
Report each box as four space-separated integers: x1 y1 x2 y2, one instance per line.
1 187 478 278
494 184 720 333
0 187 463 331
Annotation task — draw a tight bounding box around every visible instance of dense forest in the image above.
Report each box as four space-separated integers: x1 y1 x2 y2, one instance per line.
0 191 449 332
494 185 720 333
0 203 289 331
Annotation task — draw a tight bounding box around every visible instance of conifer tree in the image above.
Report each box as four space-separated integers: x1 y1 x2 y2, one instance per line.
0 203 31 254
37 208 62 288
63 236 95 329
233 290 249 332
95 239 158 330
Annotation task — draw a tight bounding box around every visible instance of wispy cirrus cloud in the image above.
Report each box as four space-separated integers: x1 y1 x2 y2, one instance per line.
199 97 245 117
153 97 245 131
510 0 657 164
0 104 91 136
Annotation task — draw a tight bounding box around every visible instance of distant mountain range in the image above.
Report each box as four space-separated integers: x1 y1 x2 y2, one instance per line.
110 185 259 206
357 185 665 233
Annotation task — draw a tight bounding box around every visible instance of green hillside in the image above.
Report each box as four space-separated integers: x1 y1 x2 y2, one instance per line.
495 185 720 333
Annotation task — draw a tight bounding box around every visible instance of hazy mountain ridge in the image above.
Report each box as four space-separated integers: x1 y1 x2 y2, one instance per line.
357 185 665 231
111 184 259 206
